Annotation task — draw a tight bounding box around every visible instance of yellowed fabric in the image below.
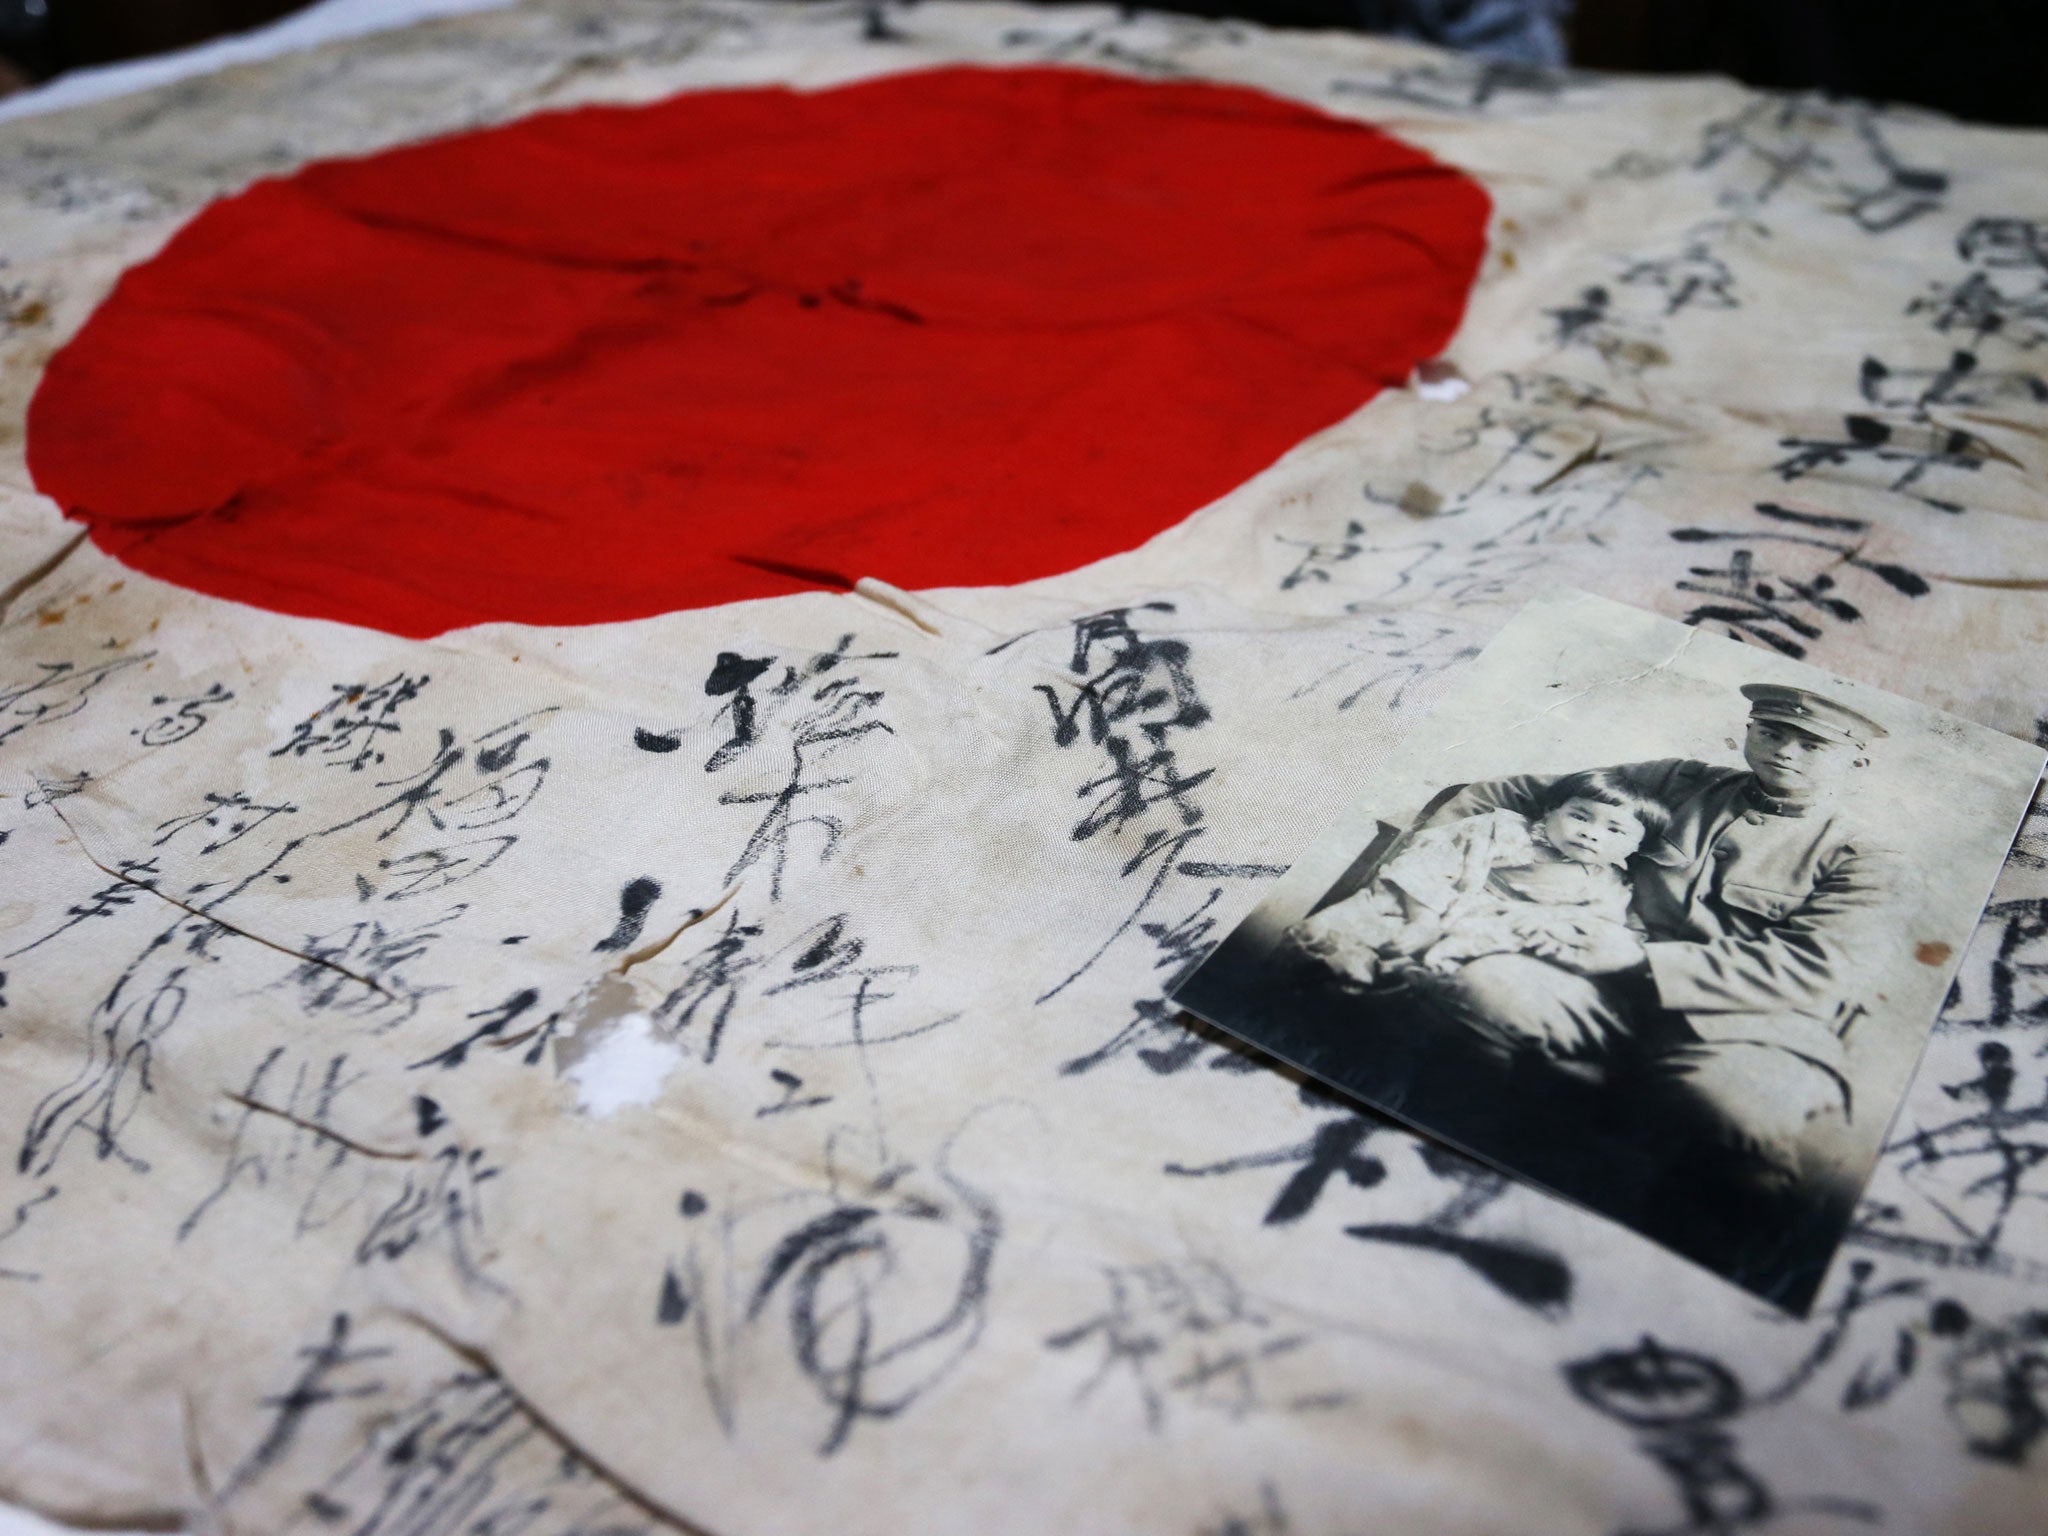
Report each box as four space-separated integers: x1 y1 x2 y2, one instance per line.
1 5 2046 1535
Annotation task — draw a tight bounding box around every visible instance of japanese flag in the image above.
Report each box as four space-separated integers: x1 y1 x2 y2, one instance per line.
0 5 2045 1536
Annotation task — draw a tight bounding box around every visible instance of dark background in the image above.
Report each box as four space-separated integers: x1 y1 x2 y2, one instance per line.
0 0 2042 125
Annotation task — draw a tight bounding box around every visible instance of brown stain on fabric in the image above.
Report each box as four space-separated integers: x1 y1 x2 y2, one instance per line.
1915 941 1953 966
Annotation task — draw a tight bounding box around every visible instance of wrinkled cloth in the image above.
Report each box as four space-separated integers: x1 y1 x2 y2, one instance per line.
0 6 2046 1536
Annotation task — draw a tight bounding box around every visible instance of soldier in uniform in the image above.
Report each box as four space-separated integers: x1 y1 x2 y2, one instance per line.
1416 683 1910 1222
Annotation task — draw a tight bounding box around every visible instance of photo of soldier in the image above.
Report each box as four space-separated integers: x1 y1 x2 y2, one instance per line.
1391 684 1909 1304
1174 593 2044 1314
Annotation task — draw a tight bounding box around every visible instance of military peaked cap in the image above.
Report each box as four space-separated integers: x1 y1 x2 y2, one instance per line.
1740 682 1889 748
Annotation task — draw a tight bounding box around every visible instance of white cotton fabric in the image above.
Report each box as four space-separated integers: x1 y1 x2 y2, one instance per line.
1 6 2046 1535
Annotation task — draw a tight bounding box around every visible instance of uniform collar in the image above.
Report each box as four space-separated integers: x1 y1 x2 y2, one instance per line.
1743 778 1821 818
1640 769 1829 867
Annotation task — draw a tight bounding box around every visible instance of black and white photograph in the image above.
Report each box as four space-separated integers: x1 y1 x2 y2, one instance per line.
1174 591 2047 1315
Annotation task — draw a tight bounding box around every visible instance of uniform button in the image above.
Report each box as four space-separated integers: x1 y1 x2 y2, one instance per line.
1742 811 1764 825
1713 843 1735 858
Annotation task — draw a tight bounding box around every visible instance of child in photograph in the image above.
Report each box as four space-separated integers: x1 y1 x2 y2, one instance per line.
1288 770 1669 987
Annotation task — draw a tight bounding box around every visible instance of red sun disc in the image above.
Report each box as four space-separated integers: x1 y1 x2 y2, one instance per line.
27 66 1489 637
